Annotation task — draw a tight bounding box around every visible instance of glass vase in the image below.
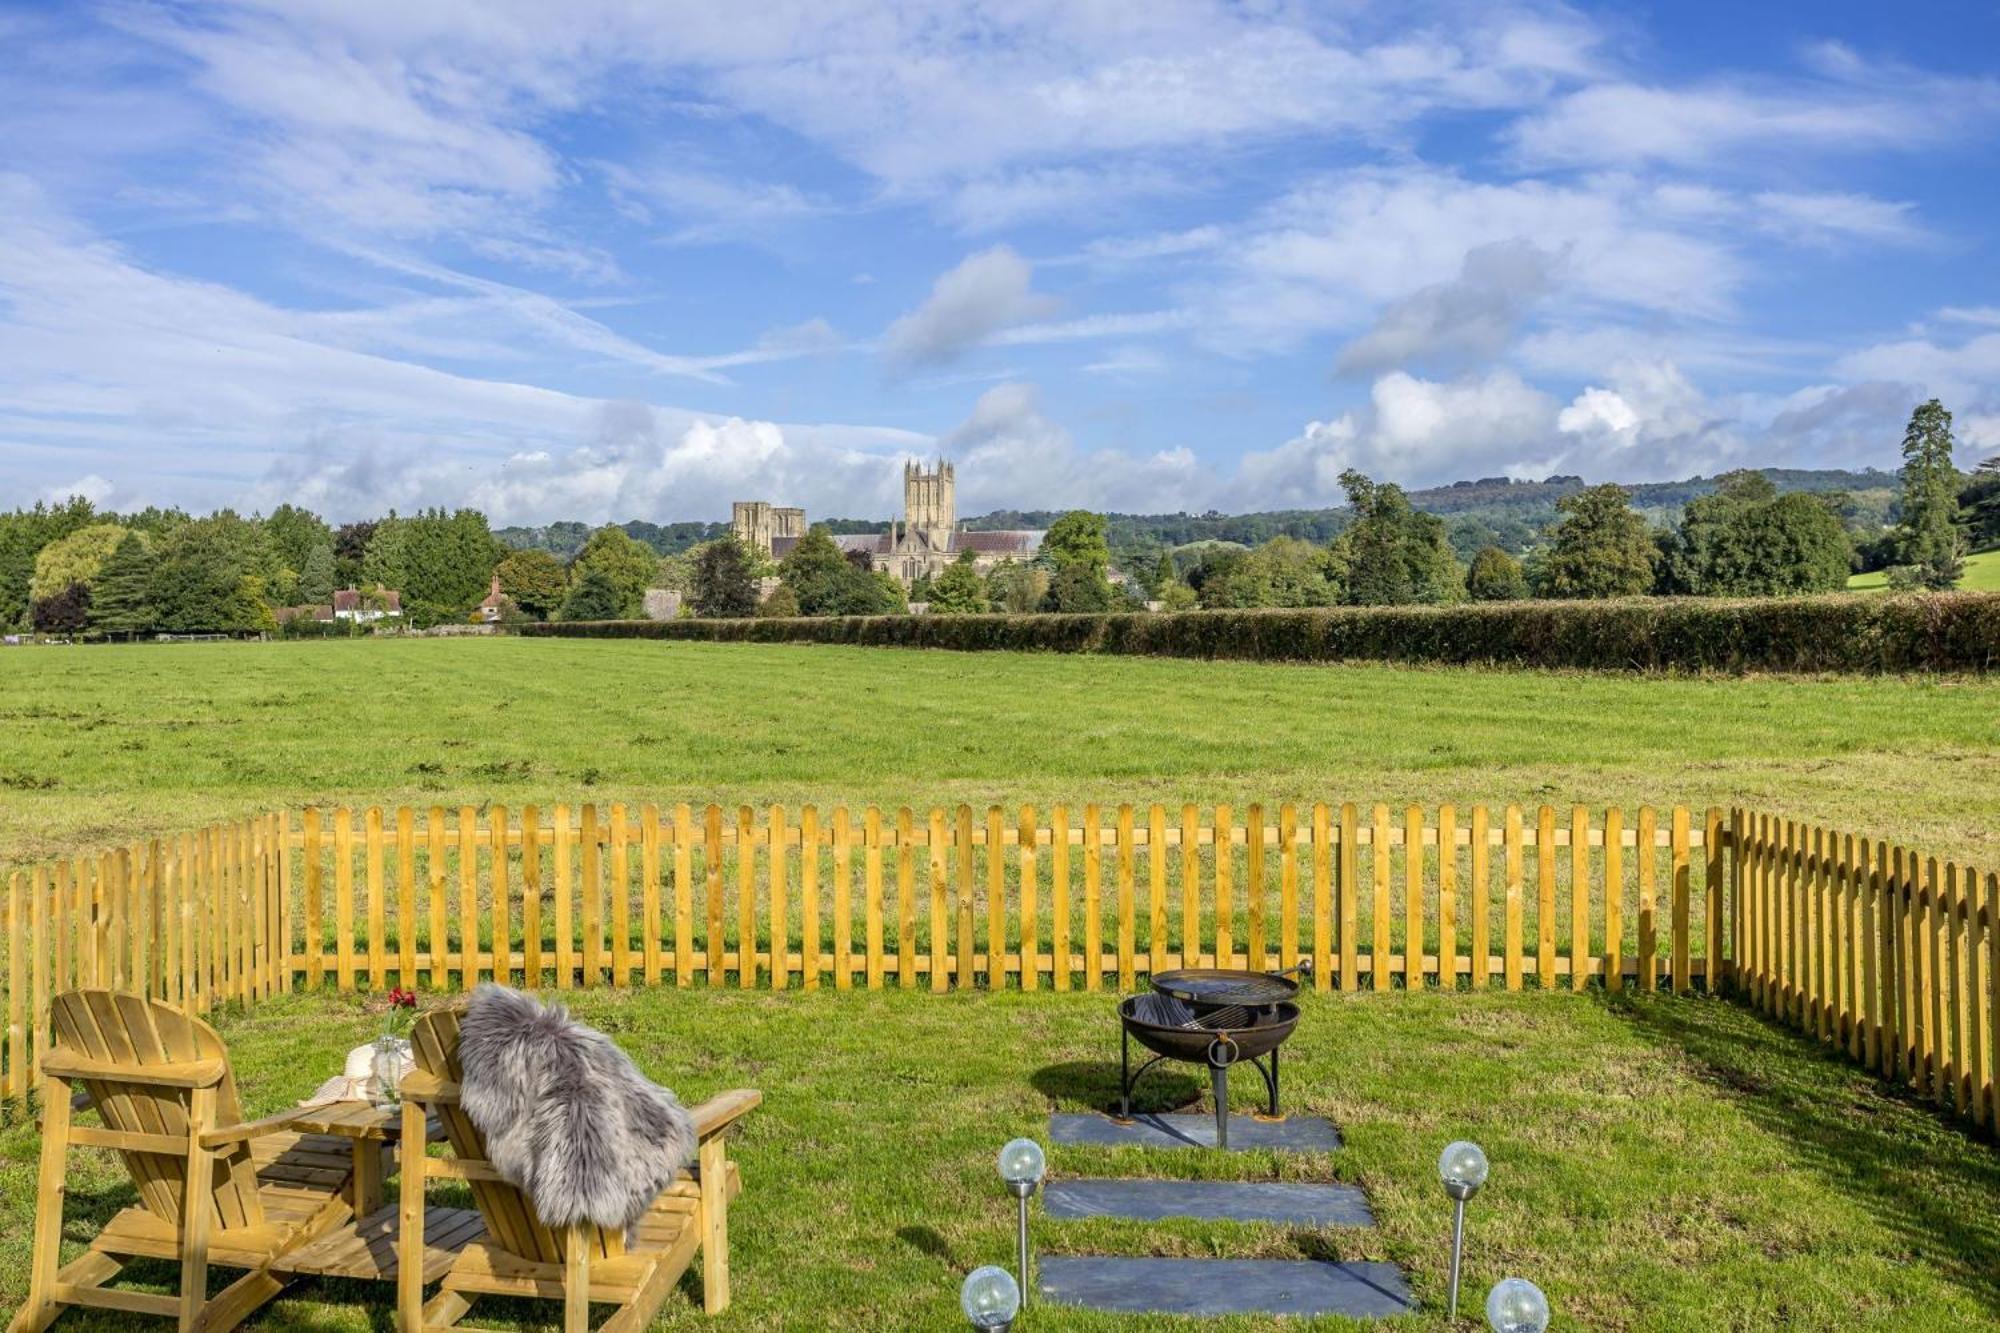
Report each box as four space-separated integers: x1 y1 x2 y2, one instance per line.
371 1034 406 1106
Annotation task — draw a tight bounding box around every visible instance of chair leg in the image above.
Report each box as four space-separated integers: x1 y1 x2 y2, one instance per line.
13 1078 72 1333
422 1289 474 1330
699 1136 729 1314
191 1268 287 1333
563 1225 591 1333
7 1253 121 1333
180 1085 216 1333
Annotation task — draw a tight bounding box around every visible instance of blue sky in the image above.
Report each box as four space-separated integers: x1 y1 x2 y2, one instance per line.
1 1 1997 524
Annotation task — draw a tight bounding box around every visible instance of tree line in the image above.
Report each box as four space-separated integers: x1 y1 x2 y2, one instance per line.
2 401 1983 638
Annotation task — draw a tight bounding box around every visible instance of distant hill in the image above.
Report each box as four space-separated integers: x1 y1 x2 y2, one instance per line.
498 467 1899 563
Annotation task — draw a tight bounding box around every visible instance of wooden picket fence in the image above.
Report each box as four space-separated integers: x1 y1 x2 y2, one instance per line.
0 800 1992 1137
1731 810 2000 1131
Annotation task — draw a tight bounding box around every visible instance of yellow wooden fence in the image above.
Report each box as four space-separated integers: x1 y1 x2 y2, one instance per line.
1730 809 1999 1132
1 800 1990 1136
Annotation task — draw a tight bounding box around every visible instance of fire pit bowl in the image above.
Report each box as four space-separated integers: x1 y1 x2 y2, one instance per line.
1115 966 1307 1149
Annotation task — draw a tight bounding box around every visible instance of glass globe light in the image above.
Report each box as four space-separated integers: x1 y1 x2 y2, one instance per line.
1486 1277 1550 1333
997 1138 1046 1186
961 1265 1021 1328
1438 1140 1489 1198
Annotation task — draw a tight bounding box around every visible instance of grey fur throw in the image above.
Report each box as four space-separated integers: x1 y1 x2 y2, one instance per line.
458 985 696 1233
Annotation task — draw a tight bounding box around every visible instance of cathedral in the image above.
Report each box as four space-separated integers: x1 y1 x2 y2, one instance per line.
732 461 1044 585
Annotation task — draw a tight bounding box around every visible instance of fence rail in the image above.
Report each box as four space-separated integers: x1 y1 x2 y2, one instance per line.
2 800 1993 1140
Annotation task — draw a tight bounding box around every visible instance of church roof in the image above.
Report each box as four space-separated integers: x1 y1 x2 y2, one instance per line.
769 529 1042 560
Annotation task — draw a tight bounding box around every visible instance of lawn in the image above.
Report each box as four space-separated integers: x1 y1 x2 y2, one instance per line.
3 985 1997 1331
1848 547 2000 593
0 637 1995 873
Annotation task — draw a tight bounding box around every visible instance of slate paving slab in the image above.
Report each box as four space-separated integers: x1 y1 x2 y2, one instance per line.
1039 1257 1416 1317
1044 1177 1374 1225
1049 1112 1342 1152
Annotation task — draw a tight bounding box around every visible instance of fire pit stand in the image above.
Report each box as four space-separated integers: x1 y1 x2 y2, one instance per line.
1115 965 1307 1149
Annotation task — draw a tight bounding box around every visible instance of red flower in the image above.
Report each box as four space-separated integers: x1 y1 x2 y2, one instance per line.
387 986 418 1009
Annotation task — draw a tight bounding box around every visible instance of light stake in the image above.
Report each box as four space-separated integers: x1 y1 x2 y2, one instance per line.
1486 1276 1550 1333
996 1138 1046 1307
961 1265 1021 1332
1437 1140 1489 1319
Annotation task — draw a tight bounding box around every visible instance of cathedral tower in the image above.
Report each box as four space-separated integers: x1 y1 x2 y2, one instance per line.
903 459 955 550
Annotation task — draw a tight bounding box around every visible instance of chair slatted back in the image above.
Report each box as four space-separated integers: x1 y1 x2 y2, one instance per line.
410 1008 623 1265
49 990 266 1232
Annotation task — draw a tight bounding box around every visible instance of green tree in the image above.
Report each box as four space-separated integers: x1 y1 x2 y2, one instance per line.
262 504 331 578
558 566 625 621
569 525 656 618
1198 537 1338 608
147 513 279 632
1156 580 1199 611
362 514 409 593
692 535 759 618
88 531 157 638
926 552 988 614
1728 493 1853 595
29 523 130 601
1329 471 1462 605
1894 398 1964 589
1660 471 1776 594
984 560 1048 614
777 526 853 615
756 584 802 618
1537 484 1656 598
298 542 337 604
333 520 376 589
496 547 567 618
0 496 96 630
1465 546 1528 601
402 509 501 624
1042 510 1112 575
1043 561 1118 612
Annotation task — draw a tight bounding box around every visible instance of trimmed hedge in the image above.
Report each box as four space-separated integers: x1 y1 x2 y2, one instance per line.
518 591 2000 673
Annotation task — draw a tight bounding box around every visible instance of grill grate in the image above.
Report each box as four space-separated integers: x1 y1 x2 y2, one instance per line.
1152 969 1297 1007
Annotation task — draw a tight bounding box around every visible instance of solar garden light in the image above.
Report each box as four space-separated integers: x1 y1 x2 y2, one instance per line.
996 1138 1046 1306
961 1265 1022 1331
1486 1277 1551 1333
1438 1140 1489 1319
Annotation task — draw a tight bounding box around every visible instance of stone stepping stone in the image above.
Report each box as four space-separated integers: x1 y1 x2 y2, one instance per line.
1050 1112 1342 1152
1044 1177 1374 1226
1040 1256 1415 1318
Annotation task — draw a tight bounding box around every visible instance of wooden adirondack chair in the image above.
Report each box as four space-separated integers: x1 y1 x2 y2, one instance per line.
396 1007 760 1333
11 990 368 1333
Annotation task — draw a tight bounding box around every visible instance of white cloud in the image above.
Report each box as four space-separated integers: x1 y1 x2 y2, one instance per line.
882 246 1057 370
936 382 1208 513
1335 239 1561 376
1200 167 1745 353
1510 83 1939 170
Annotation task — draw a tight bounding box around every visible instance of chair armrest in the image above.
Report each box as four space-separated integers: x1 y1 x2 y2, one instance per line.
41 1052 226 1089
198 1107 308 1150
691 1089 761 1139
399 1071 461 1104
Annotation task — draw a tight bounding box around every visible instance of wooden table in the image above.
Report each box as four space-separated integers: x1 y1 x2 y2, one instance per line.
281 1099 407 1216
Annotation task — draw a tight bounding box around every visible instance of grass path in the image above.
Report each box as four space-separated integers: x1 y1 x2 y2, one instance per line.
0 637 1995 868
1848 547 2000 592
3 985 1996 1330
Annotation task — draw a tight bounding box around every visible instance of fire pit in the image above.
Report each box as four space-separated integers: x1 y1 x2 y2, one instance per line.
1116 965 1307 1149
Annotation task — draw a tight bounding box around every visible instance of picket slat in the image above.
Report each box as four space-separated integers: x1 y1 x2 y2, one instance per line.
1051 804 1071 991
1503 806 1523 991
1404 805 1424 988
1373 804 1393 993
770 805 789 992
396 808 417 986
366 806 386 990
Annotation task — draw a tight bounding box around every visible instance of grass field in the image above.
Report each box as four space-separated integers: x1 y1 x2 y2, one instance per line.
0 637 1995 872
1848 546 2000 592
5 986 1999 1332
